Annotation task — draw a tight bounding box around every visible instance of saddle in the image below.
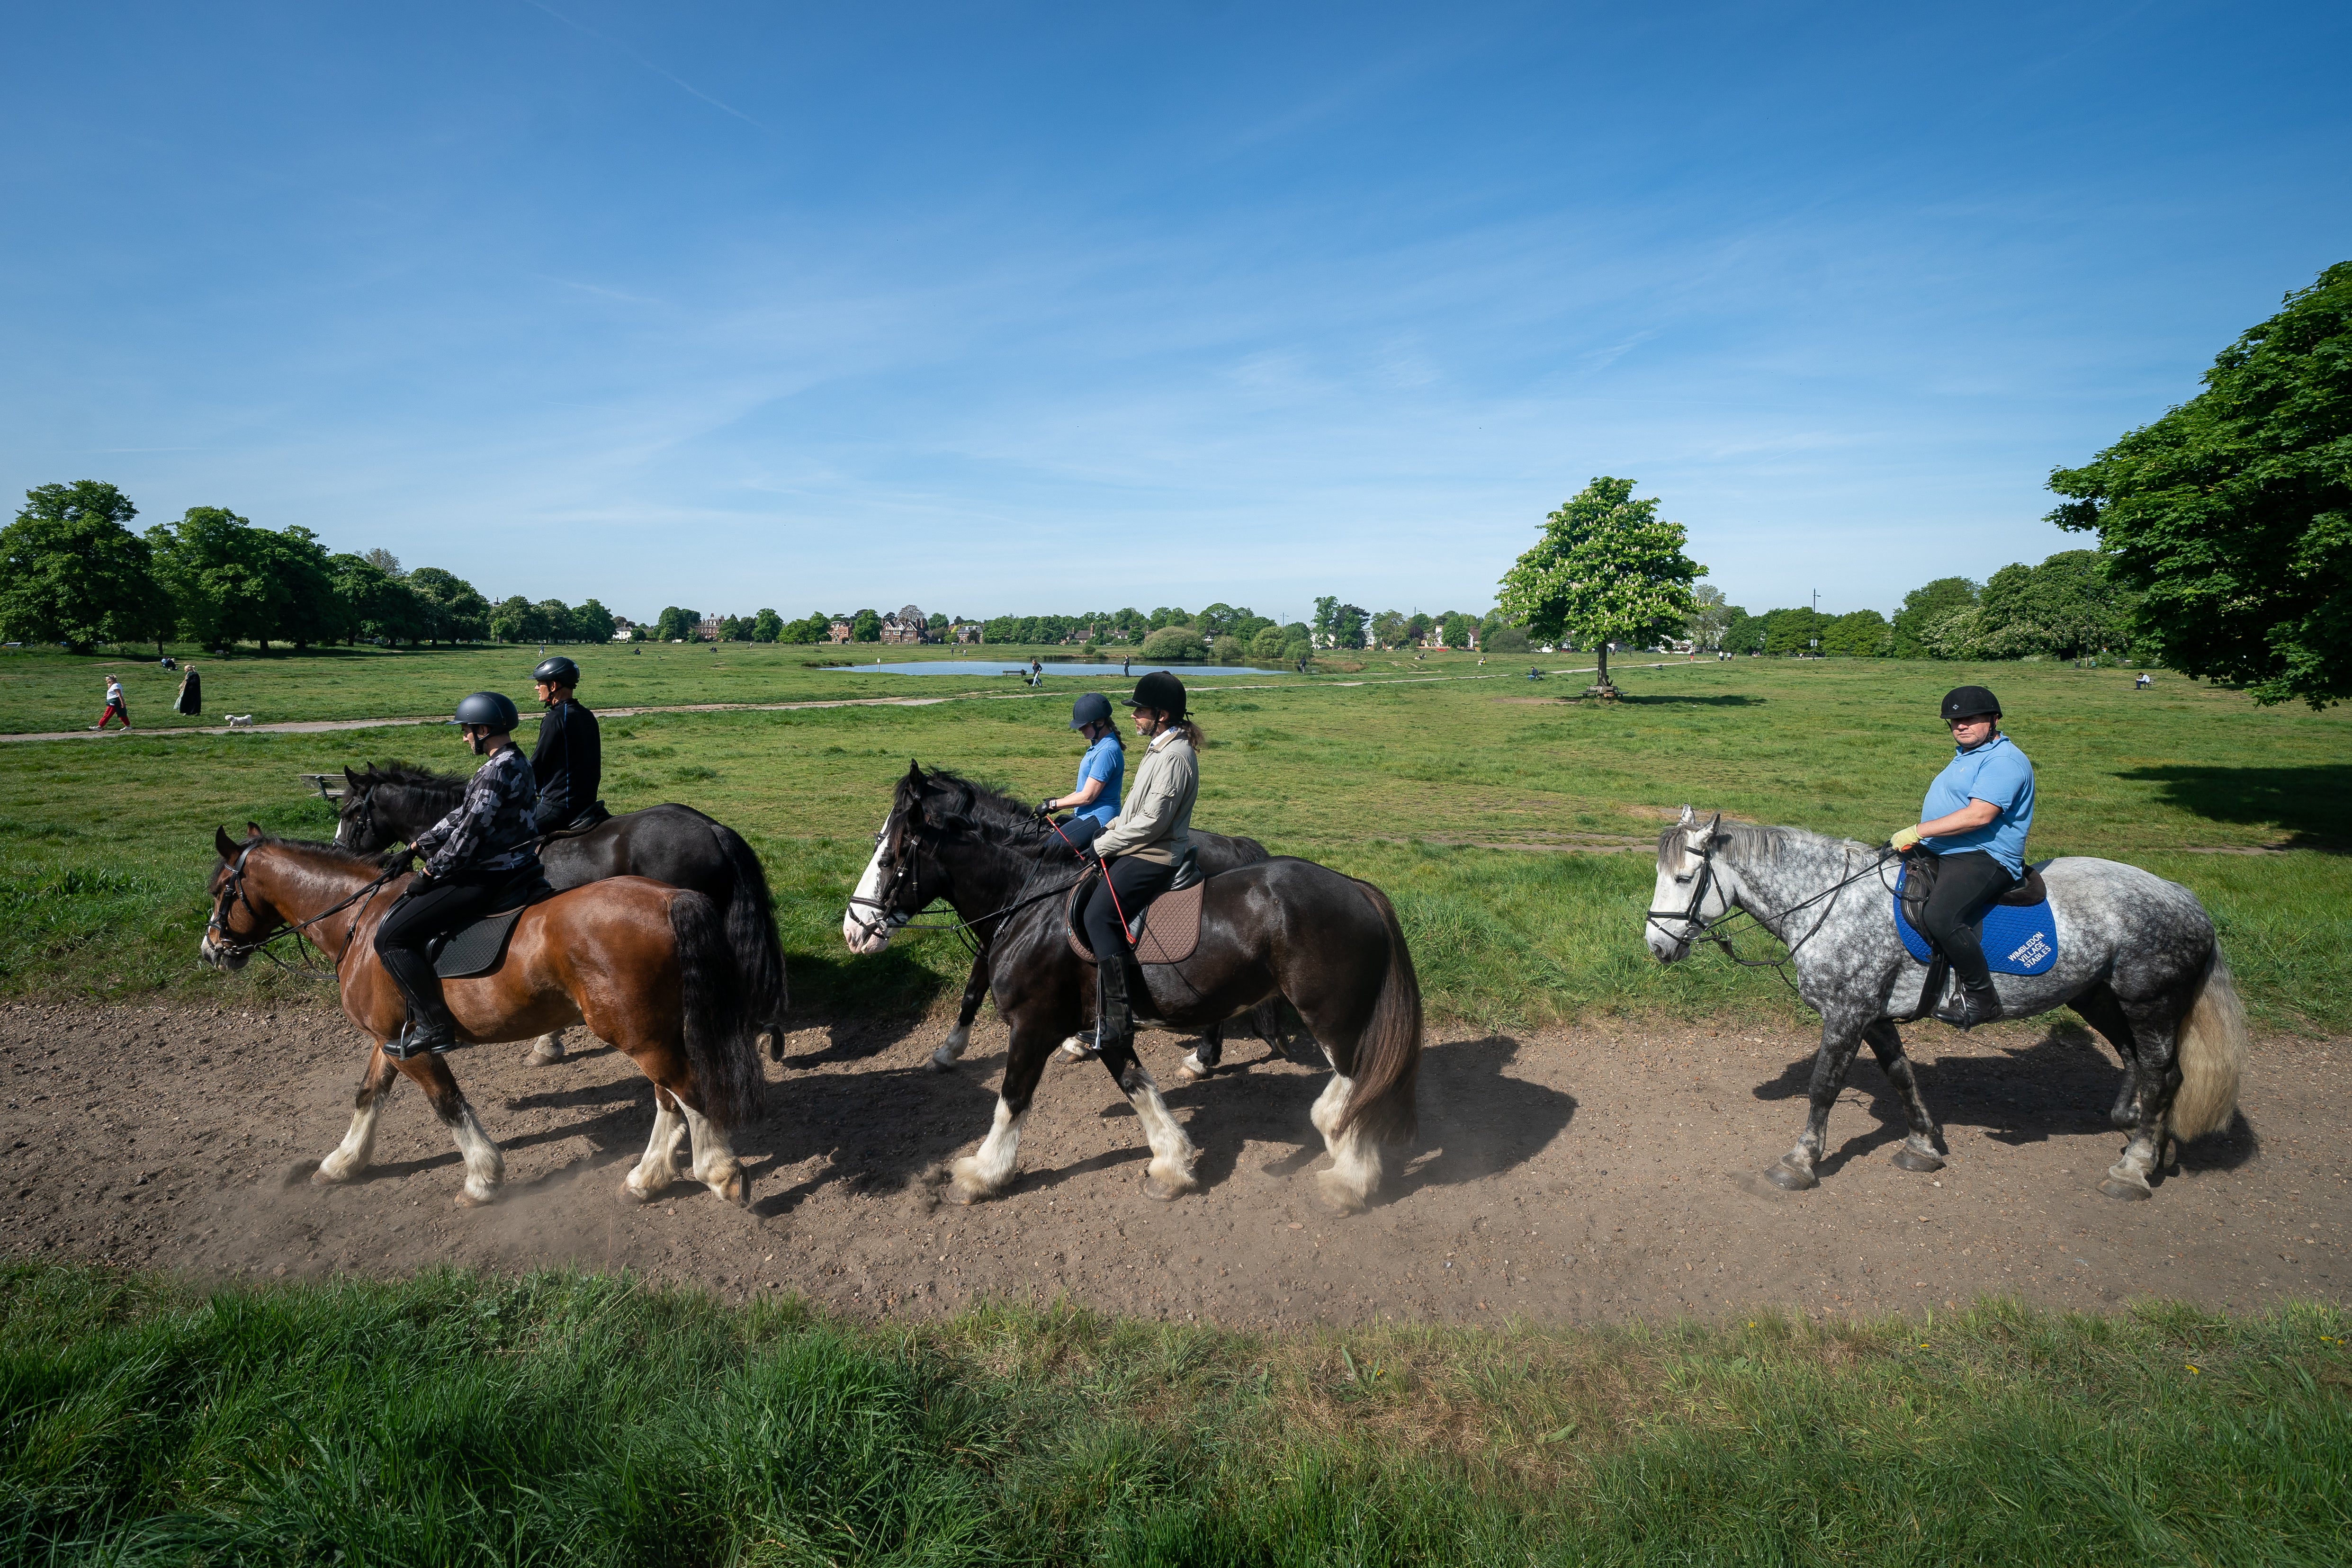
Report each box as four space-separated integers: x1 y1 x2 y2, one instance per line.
537 801 612 842
426 869 557 979
1064 848 1205 966
1889 850 2059 1020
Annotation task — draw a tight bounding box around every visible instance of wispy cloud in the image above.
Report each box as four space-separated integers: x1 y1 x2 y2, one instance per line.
515 0 770 132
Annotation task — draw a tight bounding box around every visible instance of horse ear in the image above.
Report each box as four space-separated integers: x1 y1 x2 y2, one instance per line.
344 765 362 788
245 821 263 839
1678 804 1694 825
1704 812 1722 839
215 826 238 860
905 760 924 784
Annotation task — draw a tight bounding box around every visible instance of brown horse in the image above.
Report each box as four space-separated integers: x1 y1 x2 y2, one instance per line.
199 825 764 1208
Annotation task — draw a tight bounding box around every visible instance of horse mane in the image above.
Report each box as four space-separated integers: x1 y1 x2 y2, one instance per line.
350 760 465 803
245 832 400 869
1660 817 1867 869
918 769 1051 847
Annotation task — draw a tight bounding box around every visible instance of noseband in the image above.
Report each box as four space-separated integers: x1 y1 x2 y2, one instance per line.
337 785 380 850
206 841 273 953
844 820 927 942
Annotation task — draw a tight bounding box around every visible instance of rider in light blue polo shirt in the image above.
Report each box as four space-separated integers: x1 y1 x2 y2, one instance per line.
1888 685 2035 1031
1034 692 1124 846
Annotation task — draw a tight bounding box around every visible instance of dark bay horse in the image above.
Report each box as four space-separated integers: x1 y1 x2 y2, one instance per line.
335 763 787 1063
1645 809 2247 1201
843 764 1423 1210
202 825 764 1207
925 824 1284 1080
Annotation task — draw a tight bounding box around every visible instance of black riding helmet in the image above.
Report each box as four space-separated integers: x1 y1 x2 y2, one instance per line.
448 691 521 733
1940 685 2002 722
1123 670 1187 721
532 655 580 687
1069 691 1113 730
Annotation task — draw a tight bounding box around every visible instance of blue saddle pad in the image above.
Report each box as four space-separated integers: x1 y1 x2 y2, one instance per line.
1893 865 2058 975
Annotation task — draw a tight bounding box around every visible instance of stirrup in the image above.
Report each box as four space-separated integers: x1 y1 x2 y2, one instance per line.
1934 984 1999 1032
384 1018 458 1061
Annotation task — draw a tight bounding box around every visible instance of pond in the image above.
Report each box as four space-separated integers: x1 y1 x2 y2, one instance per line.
818 661 1276 678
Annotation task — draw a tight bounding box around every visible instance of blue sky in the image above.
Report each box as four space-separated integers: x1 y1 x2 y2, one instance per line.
4 2 2346 626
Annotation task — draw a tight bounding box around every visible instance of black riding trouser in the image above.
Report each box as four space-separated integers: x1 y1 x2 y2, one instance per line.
374 867 527 1027
1077 855 1176 963
1918 850 2018 992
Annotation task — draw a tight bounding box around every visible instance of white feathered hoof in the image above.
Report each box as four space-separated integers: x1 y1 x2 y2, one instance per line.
1176 1051 1212 1083
525 1037 565 1067
930 1045 961 1073
1315 1168 1371 1214
454 1187 496 1209
1142 1161 1199 1202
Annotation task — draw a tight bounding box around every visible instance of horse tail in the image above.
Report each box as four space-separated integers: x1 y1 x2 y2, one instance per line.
706 820 790 1026
1338 880 1422 1146
668 889 764 1129
2169 941 2247 1141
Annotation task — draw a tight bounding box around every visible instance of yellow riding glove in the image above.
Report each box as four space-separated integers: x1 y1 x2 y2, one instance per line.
1889 824 1924 851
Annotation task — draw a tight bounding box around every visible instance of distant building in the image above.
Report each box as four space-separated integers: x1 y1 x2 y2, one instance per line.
949 621 983 645
694 616 725 642
880 604 930 644
827 619 853 644
610 617 637 641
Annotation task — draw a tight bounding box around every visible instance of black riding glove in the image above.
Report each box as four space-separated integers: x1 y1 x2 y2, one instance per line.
1034 798 1058 819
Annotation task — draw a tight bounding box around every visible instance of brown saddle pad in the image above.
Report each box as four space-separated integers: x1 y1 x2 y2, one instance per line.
1065 869 1205 965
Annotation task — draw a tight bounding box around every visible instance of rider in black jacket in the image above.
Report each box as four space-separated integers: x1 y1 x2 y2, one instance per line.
375 691 545 1058
528 655 603 834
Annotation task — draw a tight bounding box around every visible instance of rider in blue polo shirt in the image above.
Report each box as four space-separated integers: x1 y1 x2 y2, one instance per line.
1889 685 2035 1030
1034 692 1124 850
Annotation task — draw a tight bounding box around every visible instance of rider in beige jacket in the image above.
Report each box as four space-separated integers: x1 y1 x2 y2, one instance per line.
1070 670 1198 1061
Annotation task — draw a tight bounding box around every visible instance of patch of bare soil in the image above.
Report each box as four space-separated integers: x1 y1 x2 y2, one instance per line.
1 1000 2342 1325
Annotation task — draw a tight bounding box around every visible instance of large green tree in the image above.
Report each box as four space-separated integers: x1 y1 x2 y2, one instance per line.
2047 260 2352 708
0 482 174 652
1500 477 1704 690
1890 576 1979 659
147 507 279 650
405 568 492 643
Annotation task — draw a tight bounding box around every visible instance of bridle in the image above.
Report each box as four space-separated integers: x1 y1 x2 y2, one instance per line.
844 793 1089 957
206 839 401 976
335 783 380 851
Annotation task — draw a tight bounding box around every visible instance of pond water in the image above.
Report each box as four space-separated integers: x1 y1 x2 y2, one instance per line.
819 661 1275 678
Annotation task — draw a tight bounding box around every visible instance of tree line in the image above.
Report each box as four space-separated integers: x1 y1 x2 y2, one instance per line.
0 482 599 654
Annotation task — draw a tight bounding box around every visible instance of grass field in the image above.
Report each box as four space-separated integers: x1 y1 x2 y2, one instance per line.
2 653 2346 1033
3 1263 2345 1565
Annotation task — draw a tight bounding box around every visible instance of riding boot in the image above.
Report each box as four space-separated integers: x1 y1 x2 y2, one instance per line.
377 945 459 1060
1935 973 2002 1031
1095 957 1137 1059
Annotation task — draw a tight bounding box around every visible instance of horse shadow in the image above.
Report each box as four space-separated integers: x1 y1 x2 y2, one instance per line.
1612 693 1763 707
1751 1020 2261 1180
1162 1032 1576 1205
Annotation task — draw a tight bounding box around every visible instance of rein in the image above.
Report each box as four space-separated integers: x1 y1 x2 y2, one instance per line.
1648 830 1893 1004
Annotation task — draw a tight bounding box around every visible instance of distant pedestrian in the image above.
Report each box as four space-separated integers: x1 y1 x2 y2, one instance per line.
174 663 202 716
1029 657 1044 687
1122 655 1131 678
2135 672 2152 689
92 676 130 730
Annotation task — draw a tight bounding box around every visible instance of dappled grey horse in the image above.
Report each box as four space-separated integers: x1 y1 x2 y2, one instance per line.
1644 809 2245 1201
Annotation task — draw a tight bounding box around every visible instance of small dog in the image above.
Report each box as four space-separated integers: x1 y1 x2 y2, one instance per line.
223 714 255 728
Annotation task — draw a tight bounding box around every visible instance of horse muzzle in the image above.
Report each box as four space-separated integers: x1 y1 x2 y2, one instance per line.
841 909 895 956
198 933 248 971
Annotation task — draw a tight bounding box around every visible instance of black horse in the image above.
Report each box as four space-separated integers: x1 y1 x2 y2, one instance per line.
926 824 1286 1080
335 762 789 1061
844 764 1423 1210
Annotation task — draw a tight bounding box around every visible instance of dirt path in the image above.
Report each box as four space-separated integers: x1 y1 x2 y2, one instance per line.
3 1000 2340 1324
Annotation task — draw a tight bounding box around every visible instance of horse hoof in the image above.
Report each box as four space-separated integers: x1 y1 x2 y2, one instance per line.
1315 1172 1370 1213
525 1048 562 1067
930 1048 960 1073
1767 1159 1819 1192
713 1174 751 1208
619 1181 655 1205
2098 1177 2152 1202
1892 1147 1945 1174
454 1189 495 1209
942 1182 986 1206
